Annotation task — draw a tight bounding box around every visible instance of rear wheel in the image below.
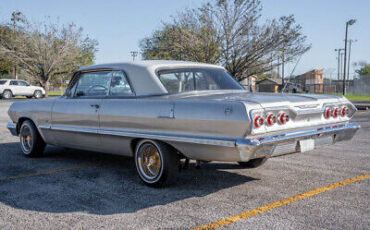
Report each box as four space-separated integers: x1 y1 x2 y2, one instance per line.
238 157 267 168
34 90 43 99
135 140 179 187
2 90 12 99
19 120 46 157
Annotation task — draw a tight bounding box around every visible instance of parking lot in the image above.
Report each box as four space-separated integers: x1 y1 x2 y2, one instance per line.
0 99 369 230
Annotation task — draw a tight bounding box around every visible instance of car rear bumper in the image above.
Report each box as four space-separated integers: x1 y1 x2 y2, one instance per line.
236 122 360 162
7 122 17 136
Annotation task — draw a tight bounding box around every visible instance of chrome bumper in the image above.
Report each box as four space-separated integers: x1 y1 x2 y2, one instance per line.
7 122 17 136
236 122 360 162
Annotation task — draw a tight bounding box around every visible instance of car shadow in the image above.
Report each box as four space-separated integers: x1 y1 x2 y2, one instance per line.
0 142 258 215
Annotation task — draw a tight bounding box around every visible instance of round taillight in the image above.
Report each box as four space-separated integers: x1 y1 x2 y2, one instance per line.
324 108 331 119
341 106 349 117
254 116 264 128
278 113 289 125
332 107 339 118
266 113 277 126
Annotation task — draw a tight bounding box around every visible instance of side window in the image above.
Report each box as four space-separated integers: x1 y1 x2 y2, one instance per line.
74 71 112 97
109 71 133 96
10 81 18 86
159 72 195 93
18 81 29 86
195 72 218 90
0 80 7 85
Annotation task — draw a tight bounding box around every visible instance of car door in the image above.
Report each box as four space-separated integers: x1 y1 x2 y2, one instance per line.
51 70 113 151
9 80 20 95
18 81 33 95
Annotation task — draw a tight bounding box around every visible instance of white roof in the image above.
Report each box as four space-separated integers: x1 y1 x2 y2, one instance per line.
77 60 226 96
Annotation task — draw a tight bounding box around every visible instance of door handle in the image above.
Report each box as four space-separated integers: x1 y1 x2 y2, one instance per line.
90 104 100 109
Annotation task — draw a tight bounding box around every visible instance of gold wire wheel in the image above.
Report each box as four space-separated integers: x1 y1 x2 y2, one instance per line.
21 126 33 153
137 143 162 180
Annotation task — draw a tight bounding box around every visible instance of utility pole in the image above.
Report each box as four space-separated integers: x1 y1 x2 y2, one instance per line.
340 52 344 79
130 51 138 61
335 48 344 80
343 19 356 95
11 11 22 80
347 39 357 81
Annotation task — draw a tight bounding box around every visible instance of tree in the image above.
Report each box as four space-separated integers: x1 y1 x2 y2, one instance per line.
355 63 370 76
141 7 220 63
0 15 98 93
140 0 311 81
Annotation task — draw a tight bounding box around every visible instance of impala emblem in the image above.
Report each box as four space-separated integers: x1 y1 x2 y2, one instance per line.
295 104 319 109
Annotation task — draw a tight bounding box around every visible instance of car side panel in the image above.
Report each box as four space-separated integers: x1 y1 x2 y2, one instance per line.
98 98 249 158
8 98 56 144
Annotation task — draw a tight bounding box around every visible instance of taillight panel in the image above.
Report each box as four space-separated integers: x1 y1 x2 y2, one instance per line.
323 104 354 120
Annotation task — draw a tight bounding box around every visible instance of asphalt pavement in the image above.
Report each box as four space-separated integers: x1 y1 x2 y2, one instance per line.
0 99 369 230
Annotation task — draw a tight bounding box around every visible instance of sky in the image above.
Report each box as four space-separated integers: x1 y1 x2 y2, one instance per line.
1 0 369 79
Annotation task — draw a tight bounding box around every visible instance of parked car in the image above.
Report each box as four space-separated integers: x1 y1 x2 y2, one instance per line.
0 79 45 99
7 61 360 187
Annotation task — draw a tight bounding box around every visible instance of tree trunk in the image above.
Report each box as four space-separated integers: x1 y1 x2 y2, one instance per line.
40 79 49 97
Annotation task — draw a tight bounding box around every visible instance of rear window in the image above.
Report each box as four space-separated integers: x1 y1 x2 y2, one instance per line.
0 80 7 85
158 68 243 94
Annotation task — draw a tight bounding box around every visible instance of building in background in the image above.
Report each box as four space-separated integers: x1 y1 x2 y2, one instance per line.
239 75 257 92
256 78 282 93
294 69 324 93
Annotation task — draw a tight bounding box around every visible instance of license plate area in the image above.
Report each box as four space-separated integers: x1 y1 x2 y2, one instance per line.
298 139 315 152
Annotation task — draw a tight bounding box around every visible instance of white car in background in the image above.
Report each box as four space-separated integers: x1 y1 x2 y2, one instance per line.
0 79 45 99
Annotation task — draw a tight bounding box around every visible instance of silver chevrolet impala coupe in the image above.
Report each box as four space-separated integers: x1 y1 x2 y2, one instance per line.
7 61 360 187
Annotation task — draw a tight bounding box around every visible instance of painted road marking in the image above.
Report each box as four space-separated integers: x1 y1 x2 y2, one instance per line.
194 174 370 230
0 163 101 181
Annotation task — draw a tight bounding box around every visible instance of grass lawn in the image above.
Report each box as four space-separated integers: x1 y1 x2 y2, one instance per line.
344 93 370 102
47 91 63 97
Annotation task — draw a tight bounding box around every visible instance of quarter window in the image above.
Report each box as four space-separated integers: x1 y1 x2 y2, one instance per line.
109 71 133 96
0 80 7 85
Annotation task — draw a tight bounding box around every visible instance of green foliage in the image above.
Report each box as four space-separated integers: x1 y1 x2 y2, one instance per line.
355 63 370 75
140 0 310 81
0 13 98 90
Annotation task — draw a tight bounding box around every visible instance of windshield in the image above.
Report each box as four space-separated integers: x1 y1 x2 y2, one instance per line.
158 68 243 94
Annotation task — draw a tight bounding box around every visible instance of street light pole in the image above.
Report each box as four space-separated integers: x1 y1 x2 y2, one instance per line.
130 51 138 61
335 48 344 80
343 19 356 95
347 39 357 81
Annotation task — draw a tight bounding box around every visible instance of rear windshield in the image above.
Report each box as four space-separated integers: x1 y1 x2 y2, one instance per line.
158 68 243 94
0 80 7 85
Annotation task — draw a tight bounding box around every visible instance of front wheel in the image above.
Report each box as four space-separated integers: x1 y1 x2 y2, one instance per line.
135 140 179 187
19 120 46 157
238 157 267 168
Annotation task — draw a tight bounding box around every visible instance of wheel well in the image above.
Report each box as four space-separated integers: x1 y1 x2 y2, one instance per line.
3 89 13 94
130 138 184 158
16 118 33 135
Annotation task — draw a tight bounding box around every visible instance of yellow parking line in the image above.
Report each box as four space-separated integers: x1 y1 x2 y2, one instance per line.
194 174 370 230
0 163 101 181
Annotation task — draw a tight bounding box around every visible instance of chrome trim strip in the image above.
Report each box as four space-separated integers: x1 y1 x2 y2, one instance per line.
99 129 235 147
47 122 360 150
48 125 236 147
50 125 98 134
